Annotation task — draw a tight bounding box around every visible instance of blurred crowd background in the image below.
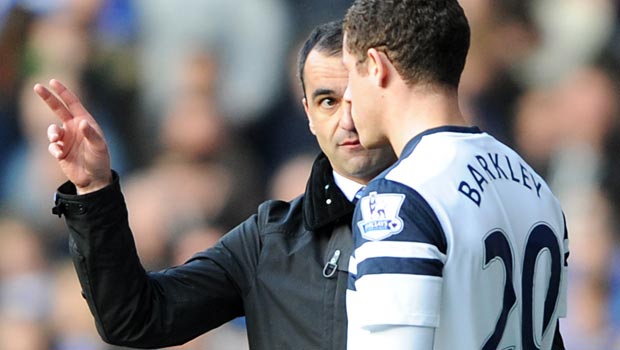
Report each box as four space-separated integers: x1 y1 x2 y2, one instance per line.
0 0 618 349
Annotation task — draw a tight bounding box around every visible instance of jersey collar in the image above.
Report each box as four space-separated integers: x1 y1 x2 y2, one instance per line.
401 125 482 159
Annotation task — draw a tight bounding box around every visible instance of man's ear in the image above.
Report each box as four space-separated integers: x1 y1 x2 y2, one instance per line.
302 97 316 135
367 48 390 87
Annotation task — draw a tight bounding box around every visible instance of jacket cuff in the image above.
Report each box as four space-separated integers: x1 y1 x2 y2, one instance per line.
52 171 120 218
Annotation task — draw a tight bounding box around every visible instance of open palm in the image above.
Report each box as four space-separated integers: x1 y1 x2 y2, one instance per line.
34 79 112 194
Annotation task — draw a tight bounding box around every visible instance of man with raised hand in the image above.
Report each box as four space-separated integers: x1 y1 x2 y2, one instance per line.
35 20 396 349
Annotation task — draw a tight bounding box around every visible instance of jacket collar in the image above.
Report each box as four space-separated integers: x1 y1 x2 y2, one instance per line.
303 153 355 231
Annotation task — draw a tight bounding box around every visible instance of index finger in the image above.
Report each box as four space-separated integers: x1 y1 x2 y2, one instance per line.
33 83 74 123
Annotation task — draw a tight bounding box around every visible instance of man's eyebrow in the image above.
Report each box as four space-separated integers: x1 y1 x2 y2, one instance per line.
311 88 335 100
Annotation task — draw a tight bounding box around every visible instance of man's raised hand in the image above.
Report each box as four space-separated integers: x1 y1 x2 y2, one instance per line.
34 79 112 194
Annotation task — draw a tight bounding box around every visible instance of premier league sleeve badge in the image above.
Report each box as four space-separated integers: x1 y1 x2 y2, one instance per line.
356 191 406 241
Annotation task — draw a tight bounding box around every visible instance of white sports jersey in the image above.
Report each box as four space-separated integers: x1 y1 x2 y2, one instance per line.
347 126 569 350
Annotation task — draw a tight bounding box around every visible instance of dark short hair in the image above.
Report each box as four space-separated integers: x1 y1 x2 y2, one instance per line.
297 19 344 98
344 0 470 88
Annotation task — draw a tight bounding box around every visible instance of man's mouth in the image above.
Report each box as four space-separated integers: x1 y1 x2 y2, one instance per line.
340 139 362 147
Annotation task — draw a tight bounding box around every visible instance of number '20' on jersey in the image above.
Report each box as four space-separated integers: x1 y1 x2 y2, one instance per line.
347 126 569 350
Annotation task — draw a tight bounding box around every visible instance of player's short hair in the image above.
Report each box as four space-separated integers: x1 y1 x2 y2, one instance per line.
297 20 344 98
344 0 470 88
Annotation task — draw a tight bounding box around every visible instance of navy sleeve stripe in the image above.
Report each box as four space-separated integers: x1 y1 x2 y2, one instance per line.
357 257 443 278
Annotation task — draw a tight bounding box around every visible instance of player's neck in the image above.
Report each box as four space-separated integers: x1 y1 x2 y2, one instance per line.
386 86 468 157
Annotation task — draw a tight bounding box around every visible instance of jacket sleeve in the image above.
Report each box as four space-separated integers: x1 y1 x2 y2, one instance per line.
55 172 260 348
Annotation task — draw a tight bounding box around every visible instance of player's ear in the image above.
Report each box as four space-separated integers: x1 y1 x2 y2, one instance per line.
302 97 317 135
367 48 389 88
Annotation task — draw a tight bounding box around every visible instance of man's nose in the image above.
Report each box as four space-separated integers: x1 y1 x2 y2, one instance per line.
339 99 355 131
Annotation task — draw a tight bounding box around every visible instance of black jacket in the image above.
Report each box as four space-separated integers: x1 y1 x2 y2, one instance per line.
54 153 354 349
